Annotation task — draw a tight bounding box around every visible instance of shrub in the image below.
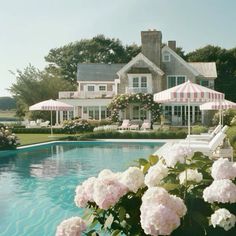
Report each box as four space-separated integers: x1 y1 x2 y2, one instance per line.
0 125 20 150
12 127 65 134
213 109 236 126
63 119 94 134
191 125 208 134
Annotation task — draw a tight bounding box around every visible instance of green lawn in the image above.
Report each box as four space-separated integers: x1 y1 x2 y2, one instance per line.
0 110 16 118
17 133 71 146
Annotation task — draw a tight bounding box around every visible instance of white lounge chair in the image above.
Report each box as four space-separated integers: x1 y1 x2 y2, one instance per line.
40 120 50 127
174 130 227 157
186 124 222 141
140 120 151 130
118 120 130 130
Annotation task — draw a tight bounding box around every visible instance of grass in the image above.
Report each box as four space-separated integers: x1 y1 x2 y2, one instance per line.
0 110 16 118
17 133 71 146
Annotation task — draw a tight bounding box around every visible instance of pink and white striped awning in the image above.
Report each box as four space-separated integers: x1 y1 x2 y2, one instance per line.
200 99 236 110
154 80 224 103
29 99 73 111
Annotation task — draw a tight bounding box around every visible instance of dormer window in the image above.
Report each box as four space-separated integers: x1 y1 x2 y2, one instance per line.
162 52 170 62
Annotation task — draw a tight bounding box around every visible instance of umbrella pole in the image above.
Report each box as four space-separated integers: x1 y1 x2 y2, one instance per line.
50 110 53 136
188 98 190 136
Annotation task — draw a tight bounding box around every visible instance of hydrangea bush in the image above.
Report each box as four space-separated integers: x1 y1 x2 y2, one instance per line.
63 119 93 134
108 93 161 123
0 125 20 150
56 150 236 236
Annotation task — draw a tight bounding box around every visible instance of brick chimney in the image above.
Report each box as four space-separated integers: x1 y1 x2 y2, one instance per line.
168 40 176 51
141 30 162 68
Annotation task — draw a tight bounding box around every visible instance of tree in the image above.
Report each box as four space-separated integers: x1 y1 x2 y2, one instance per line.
45 35 141 84
9 65 75 117
0 97 16 110
186 45 236 102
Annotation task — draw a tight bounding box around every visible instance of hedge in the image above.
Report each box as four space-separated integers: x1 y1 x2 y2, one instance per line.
12 127 65 134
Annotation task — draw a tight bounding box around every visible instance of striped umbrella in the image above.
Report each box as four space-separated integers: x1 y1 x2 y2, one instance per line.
200 99 236 125
154 80 225 135
200 99 236 110
29 99 73 136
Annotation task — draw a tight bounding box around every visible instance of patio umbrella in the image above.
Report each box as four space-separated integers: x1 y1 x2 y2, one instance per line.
200 99 236 124
29 99 73 136
154 80 224 136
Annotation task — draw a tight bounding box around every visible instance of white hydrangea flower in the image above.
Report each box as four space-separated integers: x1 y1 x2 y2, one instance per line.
179 169 203 185
203 179 236 203
211 158 236 180
119 167 144 193
56 216 86 236
210 208 236 231
144 161 168 187
163 145 193 167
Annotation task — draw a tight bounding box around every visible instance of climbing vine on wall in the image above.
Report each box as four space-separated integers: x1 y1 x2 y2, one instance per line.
108 93 161 122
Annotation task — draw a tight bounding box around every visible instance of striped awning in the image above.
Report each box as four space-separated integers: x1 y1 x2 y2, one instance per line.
200 99 236 110
154 80 224 103
29 99 73 111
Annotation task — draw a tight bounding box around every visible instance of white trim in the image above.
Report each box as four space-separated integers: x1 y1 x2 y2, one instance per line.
117 53 164 76
127 74 152 93
98 84 107 91
162 46 200 76
79 81 115 84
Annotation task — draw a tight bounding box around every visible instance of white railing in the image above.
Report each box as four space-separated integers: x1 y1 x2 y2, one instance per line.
125 87 152 94
59 91 115 99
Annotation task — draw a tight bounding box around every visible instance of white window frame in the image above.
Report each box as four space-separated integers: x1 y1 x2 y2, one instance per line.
98 84 107 91
86 84 96 92
127 74 152 92
167 75 186 88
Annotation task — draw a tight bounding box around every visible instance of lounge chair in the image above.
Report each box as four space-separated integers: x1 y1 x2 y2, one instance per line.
129 122 139 130
118 120 130 130
140 120 151 130
173 130 227 157
40 120 50 127
186 124 222 141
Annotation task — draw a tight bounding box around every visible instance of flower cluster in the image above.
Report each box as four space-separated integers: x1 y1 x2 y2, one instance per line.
108 93 161 122
74 167 144 210
140 187 187 235
0 125 20 150
63 119 93 134
210 208 236 231
56 217 86 236
179 169 203 185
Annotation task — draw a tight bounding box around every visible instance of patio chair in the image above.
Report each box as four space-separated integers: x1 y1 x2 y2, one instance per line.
118 119 130 130
129 122 139 131
140 120 151 130
174 130 227 157
40 120 50 127
186 124 222 141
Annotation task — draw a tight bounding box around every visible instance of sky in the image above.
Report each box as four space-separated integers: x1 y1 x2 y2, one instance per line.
0 0 236 97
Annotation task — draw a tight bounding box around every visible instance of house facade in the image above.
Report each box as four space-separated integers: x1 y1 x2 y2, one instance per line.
57 30 217 126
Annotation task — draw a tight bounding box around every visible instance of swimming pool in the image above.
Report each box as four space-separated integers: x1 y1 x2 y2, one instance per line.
0 141 163 236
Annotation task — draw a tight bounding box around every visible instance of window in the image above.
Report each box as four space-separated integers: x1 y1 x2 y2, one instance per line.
87 85 95 91
132 106 147 120
63 111 67 120
200 80 209 87
133 77 139 87
69 111 74 119
141 76 147 88
167 76 186 88
101 107 107 119
99 85 106 91
162 52 170 62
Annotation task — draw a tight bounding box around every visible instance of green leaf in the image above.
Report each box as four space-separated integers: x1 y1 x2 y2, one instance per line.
104 214 114 229
118 207 126 221
111 229 121 236
142 163 151 174
161 183 179 191
148 155 158 165
138 158 148 165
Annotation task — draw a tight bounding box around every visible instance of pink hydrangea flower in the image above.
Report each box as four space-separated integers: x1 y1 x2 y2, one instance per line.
56 216 86 236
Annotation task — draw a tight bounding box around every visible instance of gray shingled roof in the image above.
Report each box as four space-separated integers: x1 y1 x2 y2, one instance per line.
77 63 126 81
188 62 217 78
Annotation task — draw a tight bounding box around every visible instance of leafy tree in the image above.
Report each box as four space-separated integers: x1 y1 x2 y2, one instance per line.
186 45 236 102
9 65 75 117
0 97 16 110
45 35 141 84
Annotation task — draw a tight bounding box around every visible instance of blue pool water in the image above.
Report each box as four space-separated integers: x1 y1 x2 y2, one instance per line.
0 141 163 236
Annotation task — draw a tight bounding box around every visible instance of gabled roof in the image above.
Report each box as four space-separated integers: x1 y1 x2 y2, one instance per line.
162 46 200 77
77 63 125 81
188 62 217 78
117 53 164 76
